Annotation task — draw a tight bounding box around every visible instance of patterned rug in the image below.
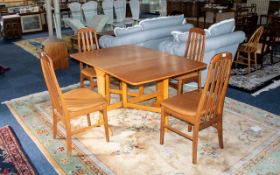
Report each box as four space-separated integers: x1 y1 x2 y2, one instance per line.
229 56 280 95
14 35 72 58
3 84 280 175
0 125 37 175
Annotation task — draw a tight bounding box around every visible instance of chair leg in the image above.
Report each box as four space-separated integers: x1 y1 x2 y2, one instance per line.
192 126 199 164
254 51 258 69
89 77 95 90
197 72 201 90
217 120 224 149
80 73 85 88
53 110 58 139
234 51 240 68
87 114 91 126
65 121 72 155
160 107 166 145
248 53 251 73
102 108 110 142
177 80 183 95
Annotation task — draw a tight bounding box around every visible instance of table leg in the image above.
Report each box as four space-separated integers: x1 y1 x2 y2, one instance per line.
95 68 113 135
95 68 106 126
155 79 169 106
95 68 106 97
121 81 128 108
105 74 111 104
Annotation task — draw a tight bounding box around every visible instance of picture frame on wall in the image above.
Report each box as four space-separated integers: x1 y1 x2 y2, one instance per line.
20 14 42 33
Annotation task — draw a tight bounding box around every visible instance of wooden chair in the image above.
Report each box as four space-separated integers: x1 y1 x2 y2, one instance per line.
170 27 206 94
160 52 232 164
234 26 264 72
78 27 99 90
40 52 109 155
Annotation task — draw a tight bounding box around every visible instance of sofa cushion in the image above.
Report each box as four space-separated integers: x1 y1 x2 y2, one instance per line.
139 15 185 30
114 25 143 36
171 29 210 43
207 18 235 37
171 31 188 42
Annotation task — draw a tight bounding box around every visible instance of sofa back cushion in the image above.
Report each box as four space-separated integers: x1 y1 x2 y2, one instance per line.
171 29 210 43
171 31 189 42
114 25 143 36
207 18 235 37
139 15 185 30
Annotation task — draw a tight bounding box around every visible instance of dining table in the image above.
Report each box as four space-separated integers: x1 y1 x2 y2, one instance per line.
70 45 207 113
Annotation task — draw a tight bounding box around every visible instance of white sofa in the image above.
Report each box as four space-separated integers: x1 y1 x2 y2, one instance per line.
99 15 194 50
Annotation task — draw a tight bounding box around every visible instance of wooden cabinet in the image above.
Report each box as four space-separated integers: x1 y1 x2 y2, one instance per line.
2 14 22 39
167 0 205 17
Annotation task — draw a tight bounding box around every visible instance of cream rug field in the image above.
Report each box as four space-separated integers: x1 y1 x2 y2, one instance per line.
4 85 280 175
14 36 72 58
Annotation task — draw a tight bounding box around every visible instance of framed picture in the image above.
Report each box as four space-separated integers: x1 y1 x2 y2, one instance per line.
21 14 42 33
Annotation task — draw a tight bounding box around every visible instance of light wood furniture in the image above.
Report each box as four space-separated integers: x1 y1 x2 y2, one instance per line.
235 26 264 72
40 52 109 155
70 45 207 113
170 28 206 94
160 52 233 164
70 30 114 52
77 27 99 90
43 37 69 70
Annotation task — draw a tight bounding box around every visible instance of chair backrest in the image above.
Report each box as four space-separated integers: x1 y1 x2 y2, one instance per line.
196 52 232 128
248 25 264 44
102 0 114 24
185 27 206 62
68 2 82 21
40 52 68 119
63 18 85 34
77 27 100 53
81 1 98 25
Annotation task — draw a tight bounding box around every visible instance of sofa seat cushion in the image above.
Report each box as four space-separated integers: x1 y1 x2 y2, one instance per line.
206 18 235 37
139 15 185 30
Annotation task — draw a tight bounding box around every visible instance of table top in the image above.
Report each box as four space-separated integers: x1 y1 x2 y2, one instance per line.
70 45 207 86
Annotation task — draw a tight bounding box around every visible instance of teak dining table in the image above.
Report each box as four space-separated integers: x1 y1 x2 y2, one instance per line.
70 45 207 113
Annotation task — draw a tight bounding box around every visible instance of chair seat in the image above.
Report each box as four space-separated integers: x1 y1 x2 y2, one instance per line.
81 67 96 77
239 43 265 55
161 90 202 123
63 88 106 116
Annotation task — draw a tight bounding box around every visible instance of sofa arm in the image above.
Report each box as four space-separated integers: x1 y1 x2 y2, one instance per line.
99 35 115 48
159 31 246 56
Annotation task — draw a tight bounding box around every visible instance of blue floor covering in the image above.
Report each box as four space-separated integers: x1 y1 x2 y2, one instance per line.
0 32 279 174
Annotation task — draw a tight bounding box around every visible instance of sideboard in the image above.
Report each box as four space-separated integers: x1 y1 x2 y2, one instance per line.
167 0 205 17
